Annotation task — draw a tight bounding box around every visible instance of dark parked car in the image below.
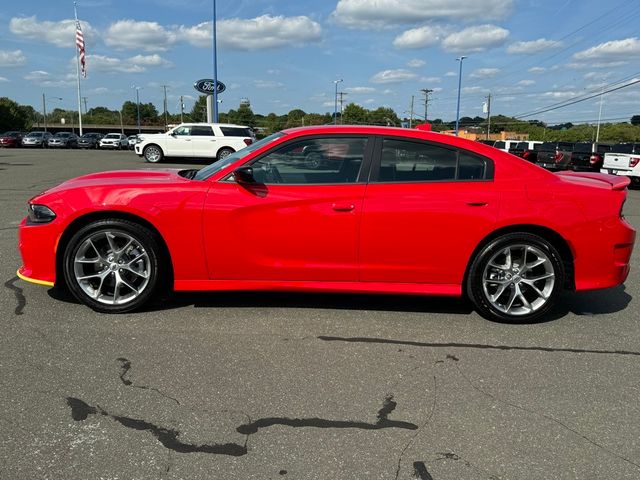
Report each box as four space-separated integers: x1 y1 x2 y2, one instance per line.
567 143 612 172
536 141 575 171
508 141 543 163
21 131 53 148
77 133 104 149
48 132 79 148
0 131 24 147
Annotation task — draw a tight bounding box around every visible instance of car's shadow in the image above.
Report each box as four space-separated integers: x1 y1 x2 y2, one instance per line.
47 285 633 323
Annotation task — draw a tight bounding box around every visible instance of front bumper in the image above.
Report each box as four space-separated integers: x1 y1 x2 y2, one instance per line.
17 217 61 286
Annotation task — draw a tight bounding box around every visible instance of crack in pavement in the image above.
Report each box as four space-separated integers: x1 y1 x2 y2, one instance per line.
4 276 26 315
318 336 640 358
66 397 248 456
117 357 180 405
452 359 640 471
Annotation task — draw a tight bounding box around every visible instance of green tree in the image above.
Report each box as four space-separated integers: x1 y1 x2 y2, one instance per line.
631 115 640 126
189 95 208 122
342 103 367 125
368 107 400 126
285 109 306 128
0 97 32 131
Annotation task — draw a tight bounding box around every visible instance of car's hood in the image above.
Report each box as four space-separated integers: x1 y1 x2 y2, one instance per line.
43 169 188 195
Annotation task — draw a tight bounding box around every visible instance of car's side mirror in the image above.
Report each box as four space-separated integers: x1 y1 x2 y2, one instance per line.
234 166 255 184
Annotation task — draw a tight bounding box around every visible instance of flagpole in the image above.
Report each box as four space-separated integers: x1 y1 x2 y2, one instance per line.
74 1 83 136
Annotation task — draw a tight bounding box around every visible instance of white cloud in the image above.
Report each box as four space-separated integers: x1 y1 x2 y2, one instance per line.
543 91 579 99
180 15 322 50
0 49 26 67
419 76 441 83
370 69 418 83
469 68 500 79
407 59 426 68
462 86 489 94
393 25 448 49
345 86 376 93
86 54 172 74
507 38 562 54
10 16 94 48
444 71 457 77
128 54 172 67
331 0 513 29
0 77 8 82
517 79 535 86
442 25 509 53
574 37 640 61
528 67 546 74
24 70 75 87
567 61 629 69
104 20 176 52
253 80 285 89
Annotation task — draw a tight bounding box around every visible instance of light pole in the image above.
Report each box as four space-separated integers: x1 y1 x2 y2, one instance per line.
454 56 467 136
595 85 605 146
132 86 141 134
212 0 219 123
42 94 63 133
333 79 343 125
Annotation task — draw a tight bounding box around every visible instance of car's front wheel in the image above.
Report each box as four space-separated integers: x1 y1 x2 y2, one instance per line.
63 219 162 313
467 233 564 323
144 145 163 163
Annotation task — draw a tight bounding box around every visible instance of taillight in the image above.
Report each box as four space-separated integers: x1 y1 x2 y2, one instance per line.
630 157 640 168
554 151 563 162
589 154 602 165
243 139 253 146
523 150 530 159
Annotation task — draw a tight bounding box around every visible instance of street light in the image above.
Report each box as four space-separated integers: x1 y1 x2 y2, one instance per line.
42 93 63 133
132 86 142 134
212 0 219 123
454 56 467 136
333 79 343 125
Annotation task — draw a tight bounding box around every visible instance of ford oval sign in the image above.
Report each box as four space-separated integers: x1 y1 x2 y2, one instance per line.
194 79 226 95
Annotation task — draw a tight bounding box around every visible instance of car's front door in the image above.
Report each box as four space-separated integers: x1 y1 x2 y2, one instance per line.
164 125 193 157
360 136 500 287
202 135 372 281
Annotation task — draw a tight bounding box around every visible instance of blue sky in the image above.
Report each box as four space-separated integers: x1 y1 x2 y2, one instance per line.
1 0 639 125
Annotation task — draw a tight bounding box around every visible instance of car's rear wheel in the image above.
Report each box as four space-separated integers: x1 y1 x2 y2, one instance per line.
144 145 163 163
63 219 162 313
467 233 564 323
217 147 234 161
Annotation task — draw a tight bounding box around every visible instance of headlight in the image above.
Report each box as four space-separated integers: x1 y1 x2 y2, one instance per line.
27 204 56 224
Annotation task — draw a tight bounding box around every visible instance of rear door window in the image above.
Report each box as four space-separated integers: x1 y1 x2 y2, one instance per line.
191 125 214 136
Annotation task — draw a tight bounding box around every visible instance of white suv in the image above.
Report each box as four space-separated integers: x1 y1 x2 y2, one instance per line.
134 123 254 163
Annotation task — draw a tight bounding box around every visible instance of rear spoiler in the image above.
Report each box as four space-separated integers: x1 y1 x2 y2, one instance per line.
556 171 630 191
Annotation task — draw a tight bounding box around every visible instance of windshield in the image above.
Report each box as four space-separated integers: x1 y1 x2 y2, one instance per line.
104 134 120 139
27 132 43 138
54 133 71 138
194 132 285 181
82 133 99 138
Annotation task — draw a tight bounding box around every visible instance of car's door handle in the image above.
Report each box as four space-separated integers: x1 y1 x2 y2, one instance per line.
332 203 355 212
467 202 488 207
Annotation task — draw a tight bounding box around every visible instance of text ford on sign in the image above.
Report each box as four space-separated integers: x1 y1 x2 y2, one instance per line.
194 79 226 94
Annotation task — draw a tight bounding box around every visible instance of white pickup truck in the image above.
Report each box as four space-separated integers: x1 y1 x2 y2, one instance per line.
601 142 640 187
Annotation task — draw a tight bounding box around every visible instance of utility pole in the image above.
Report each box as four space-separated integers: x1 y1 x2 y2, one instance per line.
338 91 348 124
409 95 415 128
180 95 184 123
485 93 492 140
162 85 169 130
420 88 433 123
42 93 47 133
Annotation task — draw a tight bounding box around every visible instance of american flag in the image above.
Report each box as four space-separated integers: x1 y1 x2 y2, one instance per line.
76 20 86 78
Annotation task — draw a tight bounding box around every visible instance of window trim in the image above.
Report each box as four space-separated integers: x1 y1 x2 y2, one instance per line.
222 134 375 186
368 136 494 184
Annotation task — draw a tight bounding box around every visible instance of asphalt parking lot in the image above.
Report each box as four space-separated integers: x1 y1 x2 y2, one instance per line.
1 147 639 480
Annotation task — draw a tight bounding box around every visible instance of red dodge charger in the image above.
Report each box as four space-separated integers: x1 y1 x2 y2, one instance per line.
17 126 636 322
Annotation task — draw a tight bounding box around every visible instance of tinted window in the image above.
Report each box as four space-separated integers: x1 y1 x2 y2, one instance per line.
377 139 487 182
191 125 214 136
220 126 253 137
558 142 574 150
494 141 505 149
515 142 528 150
540 142 557 151
533 143 542 151
597 145 611 153
612 143 634 154
573 143 592 152
250 137 366 184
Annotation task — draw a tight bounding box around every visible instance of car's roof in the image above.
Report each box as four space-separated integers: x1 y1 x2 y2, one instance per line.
179 122 250 128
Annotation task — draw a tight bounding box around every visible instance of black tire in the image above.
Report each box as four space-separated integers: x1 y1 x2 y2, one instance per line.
144 144 164 163
63 219 163 313
466 233 564 323
217 147 234 161
305 152 322 169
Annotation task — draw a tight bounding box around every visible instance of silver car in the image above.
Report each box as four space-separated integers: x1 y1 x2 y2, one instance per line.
99 133 128 150
22 131 53 148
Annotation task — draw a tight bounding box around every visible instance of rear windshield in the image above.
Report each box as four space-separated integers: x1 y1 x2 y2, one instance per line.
573 143 592 152
220 126 253 137
540 142 557 151
611 143 636 154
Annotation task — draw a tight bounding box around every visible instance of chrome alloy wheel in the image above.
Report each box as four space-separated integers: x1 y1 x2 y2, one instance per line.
145 146 161 163
481 244 555 316
73 231 151 305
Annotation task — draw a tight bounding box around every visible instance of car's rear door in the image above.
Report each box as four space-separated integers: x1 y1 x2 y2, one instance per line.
189 125 217 158
359 136 500 287
203 135 373 281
